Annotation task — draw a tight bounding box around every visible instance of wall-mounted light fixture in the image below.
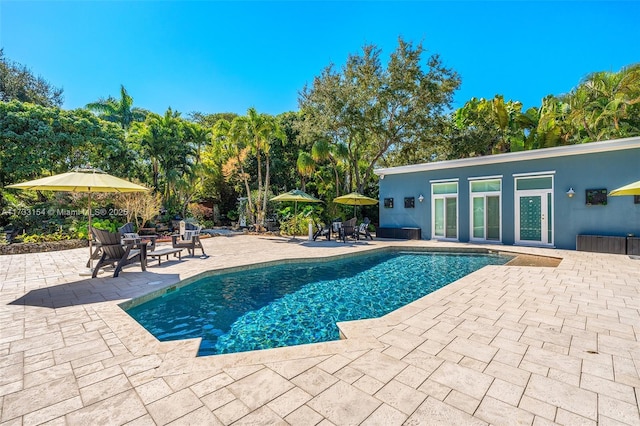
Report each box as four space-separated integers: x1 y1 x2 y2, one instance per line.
566 187 575 198
418 194 424 203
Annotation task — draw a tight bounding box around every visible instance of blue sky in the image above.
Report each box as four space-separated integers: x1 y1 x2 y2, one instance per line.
1 1 638 117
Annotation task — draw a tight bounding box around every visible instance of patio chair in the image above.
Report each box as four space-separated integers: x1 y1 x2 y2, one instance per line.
331 218 343 240
91 228 146 278
118 222 157 252
339 217 358 242
357 217 374 240
171 221 206 257
312 219 331 241
86 228 104 267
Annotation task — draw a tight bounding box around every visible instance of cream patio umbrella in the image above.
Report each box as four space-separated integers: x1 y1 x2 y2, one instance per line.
270 189 322 240
6 167 149 271
609 180 640 196
333 191 378 220
610 180 640 257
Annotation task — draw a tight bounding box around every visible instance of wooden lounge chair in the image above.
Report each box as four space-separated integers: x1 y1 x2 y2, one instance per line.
119 222 157 252
357 217 374 240
91 228 146 278
171 221 205 257
339 217 358 242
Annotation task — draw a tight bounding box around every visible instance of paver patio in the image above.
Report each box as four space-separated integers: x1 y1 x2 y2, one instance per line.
0 234 639 425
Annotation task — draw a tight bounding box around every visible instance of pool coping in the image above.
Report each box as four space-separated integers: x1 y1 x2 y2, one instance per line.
112 246 561 372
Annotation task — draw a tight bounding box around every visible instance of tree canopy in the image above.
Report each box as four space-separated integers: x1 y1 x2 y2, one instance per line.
298 38 460 194
0 49 63 107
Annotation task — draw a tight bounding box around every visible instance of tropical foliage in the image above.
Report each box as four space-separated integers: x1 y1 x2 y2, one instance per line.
1 48 639 238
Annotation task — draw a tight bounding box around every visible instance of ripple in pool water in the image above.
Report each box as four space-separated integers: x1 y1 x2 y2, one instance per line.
126 251 510 356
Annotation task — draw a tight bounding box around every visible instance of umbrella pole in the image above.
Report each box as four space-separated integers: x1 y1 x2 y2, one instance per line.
80 191 94 276
88 191 92 268
292 201 298 241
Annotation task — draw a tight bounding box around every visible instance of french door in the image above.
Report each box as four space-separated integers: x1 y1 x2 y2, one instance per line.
432 181 458 240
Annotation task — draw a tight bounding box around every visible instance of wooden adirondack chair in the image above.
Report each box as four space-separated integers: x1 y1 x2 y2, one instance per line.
92 228 146 278
171 221 206 257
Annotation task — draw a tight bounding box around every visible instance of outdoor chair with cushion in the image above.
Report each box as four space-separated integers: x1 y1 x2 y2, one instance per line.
357 217 374 240
118 222 157 252
172 221 206 257
91 228 147 278
339 217 358 242
331 218 343 240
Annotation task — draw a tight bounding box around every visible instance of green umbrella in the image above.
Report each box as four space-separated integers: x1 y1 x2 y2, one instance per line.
270 189 322 240
333 191 378 219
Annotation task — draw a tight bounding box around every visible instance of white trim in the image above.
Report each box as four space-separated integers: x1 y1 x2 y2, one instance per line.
374 136 640 176
429 178 459 183
512 171 556 177
468 175 503 181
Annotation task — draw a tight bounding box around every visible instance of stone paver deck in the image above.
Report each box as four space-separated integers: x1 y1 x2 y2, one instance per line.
0 235 639 425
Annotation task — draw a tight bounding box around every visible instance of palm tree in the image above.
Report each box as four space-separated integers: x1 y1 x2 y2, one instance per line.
86 85 147 130
131 108 195 203
296 151 315 192
212 118 255 223
311 138 348 196
565 64 640 142
235 108 286 226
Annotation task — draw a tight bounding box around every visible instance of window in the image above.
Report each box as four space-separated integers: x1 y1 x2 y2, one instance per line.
432 181 458 240
470 179 501 242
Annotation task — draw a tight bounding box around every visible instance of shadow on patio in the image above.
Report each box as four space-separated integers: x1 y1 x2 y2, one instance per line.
8 273 181 308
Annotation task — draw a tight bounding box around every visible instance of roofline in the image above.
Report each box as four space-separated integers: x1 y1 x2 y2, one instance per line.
374 136 640 176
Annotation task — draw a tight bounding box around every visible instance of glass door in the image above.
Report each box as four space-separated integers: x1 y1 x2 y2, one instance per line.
470 179 501 242
472 195 501 241
432 181 458 240
434 196 458 239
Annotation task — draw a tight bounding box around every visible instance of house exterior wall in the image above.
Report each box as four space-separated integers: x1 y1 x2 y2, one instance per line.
377 143 640 250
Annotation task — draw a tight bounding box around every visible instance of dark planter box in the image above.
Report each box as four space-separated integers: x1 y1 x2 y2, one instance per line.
627 237 640 255
377 227 422 240
576 235 627 254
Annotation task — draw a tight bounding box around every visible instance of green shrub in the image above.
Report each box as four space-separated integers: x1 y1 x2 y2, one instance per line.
22 231 72 243
69 218 122 239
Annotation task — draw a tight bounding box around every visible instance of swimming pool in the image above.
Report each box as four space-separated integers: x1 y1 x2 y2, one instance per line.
125 249 511 356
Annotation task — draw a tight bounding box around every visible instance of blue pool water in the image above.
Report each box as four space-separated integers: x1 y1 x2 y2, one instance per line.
126 250 510 356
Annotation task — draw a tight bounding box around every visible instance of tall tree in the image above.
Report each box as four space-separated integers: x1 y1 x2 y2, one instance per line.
86 85 148 130
210 118 255 223
298 38 460 193
0 49 63 107
128 108 195 208
234 108 285 226
296 151 315 192
451 95 529 157
566 64 640 142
